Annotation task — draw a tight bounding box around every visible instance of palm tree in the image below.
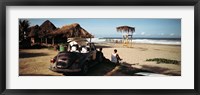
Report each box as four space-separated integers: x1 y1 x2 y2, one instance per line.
19 19 30 42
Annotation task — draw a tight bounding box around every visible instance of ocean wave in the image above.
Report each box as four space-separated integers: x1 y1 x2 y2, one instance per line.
88 38 181 45
133 39 181 45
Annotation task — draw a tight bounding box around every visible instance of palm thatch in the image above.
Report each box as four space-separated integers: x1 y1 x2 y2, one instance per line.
116 26 135 33
49 23 93 38
28 25 40 37
38 20 57 38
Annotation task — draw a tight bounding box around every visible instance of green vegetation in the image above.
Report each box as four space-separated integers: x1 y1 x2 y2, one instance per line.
146 58 180 64
19 19 30 42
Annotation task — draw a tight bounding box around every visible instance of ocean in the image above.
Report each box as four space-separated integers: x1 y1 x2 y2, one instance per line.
89 37 181 45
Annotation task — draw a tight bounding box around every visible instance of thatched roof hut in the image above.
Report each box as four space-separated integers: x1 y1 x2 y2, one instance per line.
25 20 93 45
49 23 93 38
38 20 57 38
116 26 135 33
28 25 40 37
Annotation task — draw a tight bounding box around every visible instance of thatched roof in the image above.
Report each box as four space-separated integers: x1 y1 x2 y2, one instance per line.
38 20 57 38
49 23 93 38
116 26 135 33
28 25 40 37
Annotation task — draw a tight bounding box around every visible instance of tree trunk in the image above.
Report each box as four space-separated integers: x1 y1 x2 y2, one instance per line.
46 38 47 44
41 38 42 43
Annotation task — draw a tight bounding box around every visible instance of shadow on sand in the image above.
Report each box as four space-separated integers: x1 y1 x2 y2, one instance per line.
19 52 49 58
141 65 181 76
86 59 117 76
19 74 62 76
95 45 112 49
62 59 117 76
63 59 154 76
116 62 154 76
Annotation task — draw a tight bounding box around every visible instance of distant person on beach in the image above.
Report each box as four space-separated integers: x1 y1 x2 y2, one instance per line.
98 48 104 62
111 49 122 64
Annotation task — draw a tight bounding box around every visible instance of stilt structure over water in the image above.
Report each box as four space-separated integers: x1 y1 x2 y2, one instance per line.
116 26 135 47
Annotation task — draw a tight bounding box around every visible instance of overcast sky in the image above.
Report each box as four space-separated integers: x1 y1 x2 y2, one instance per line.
26 18 181 38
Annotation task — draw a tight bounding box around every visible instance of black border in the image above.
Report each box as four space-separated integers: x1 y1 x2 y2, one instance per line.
0 0 200 95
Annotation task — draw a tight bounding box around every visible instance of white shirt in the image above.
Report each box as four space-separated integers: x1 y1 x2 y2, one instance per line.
111 53 118 63
71 46 79 52
81 47 88 53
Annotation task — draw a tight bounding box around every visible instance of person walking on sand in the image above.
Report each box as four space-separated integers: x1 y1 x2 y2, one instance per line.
111 49 122 64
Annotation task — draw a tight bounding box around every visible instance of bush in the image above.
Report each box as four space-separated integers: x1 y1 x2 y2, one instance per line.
146 58 180 64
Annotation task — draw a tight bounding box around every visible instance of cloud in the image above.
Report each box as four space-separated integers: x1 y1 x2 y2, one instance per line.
146 34 151 36
141 32 145 35
133 33 137 35
170 33 174 36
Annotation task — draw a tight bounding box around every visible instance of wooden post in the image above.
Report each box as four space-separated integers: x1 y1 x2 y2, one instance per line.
131 35 132 47
52 38 54 45
130 35 132 48
132 34 133 47
31 38 35 44
46 38 47 44
90 37 91 43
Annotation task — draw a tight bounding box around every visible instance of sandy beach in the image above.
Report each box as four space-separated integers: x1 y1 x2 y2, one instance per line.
98 43 181 75
19 43 181 76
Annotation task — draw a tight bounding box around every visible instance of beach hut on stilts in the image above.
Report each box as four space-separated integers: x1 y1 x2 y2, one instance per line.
116 26 135 48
